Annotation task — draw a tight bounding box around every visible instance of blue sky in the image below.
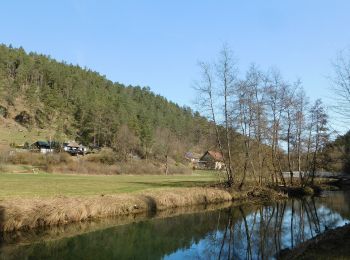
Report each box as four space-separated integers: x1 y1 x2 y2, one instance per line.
1 1 350 131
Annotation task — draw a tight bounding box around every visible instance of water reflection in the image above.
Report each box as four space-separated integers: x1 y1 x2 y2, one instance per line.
166 192 350 260
0 191 349 260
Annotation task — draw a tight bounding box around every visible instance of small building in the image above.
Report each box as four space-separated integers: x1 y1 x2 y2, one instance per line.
31 141 53 154
199 150 225 170
63 141 86 156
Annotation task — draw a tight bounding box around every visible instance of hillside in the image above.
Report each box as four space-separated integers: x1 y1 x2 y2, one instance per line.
0 44 212 159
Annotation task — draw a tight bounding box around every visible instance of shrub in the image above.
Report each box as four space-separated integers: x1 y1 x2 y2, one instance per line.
14 111 33 127
0 105 8 118
5 151 73 167
47 161 121 175
0 145 11 164
7 151 46 165
303 186 315 195
85 148 116 165
45 153 73 165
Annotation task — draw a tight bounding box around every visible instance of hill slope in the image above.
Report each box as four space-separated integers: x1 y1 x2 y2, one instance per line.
0 44 211 158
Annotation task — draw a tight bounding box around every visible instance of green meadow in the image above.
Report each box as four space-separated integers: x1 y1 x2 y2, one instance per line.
0 171 219 198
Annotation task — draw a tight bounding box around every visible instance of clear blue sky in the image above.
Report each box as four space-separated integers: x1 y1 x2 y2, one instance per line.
1 1 350 130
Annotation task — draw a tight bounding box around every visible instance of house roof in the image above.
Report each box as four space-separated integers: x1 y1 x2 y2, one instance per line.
202 150 224 161
66 141 80 148
32 141 50 148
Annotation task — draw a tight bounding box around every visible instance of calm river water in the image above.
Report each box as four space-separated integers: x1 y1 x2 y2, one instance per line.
1 190 349 260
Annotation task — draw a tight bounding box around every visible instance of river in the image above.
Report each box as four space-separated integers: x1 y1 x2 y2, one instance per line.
1 190 349 260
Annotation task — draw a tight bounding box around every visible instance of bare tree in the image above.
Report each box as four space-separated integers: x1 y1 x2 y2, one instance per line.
294 89 309 184
153 127 183 175
305 99 329 184
234 64 266 188
113 124 139 161
195 45 330 189
282 81 301 185
264 70 288 186
195 61 232 185
194 46 238 186
216 45 238 185
331 48 350 120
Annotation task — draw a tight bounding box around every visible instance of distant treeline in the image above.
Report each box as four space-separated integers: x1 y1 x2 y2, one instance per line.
324 130 350 173
0 44 211 160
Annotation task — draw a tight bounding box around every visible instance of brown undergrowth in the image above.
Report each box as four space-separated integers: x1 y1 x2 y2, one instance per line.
1 149 192 175
0 187 232 232
212 181 289 203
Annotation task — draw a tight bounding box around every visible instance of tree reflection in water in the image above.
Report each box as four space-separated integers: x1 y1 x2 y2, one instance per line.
200 196 349 260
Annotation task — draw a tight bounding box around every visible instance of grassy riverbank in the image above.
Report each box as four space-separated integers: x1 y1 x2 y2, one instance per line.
0 171 286 232
0 171 231 232
0 187 233 232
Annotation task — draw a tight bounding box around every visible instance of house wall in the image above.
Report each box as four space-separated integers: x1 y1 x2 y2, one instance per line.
200 154 216 169
40 148 53 154
199 153 225 170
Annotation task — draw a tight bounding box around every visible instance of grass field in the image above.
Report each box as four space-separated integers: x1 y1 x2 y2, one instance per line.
0 171 219 198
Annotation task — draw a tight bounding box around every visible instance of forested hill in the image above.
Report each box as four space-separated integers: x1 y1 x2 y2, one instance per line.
0 44 210 157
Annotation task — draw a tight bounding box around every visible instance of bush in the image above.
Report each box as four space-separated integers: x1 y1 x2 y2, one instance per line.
303 186 315 195
47 161 121 175
1 147 192 175
14 111 33 127
0 105 8 118
5 151 73 167
7 151 46 165
85 148 116 165
45 153 73 165
0 145 11 164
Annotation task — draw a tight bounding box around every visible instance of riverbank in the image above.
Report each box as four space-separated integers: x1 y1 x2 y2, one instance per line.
0 187 233 232
0 185 289 232
2 189 347 260
0 201 233 250
2 172 334 233
279 224 350 259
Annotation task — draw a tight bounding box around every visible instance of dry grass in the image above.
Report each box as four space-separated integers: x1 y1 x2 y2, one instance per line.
1 149 192 175
47 161 121 175
85 148 117 164
0 201 233 249
0 118 59 146
6 152 72 166
0 187 232 232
